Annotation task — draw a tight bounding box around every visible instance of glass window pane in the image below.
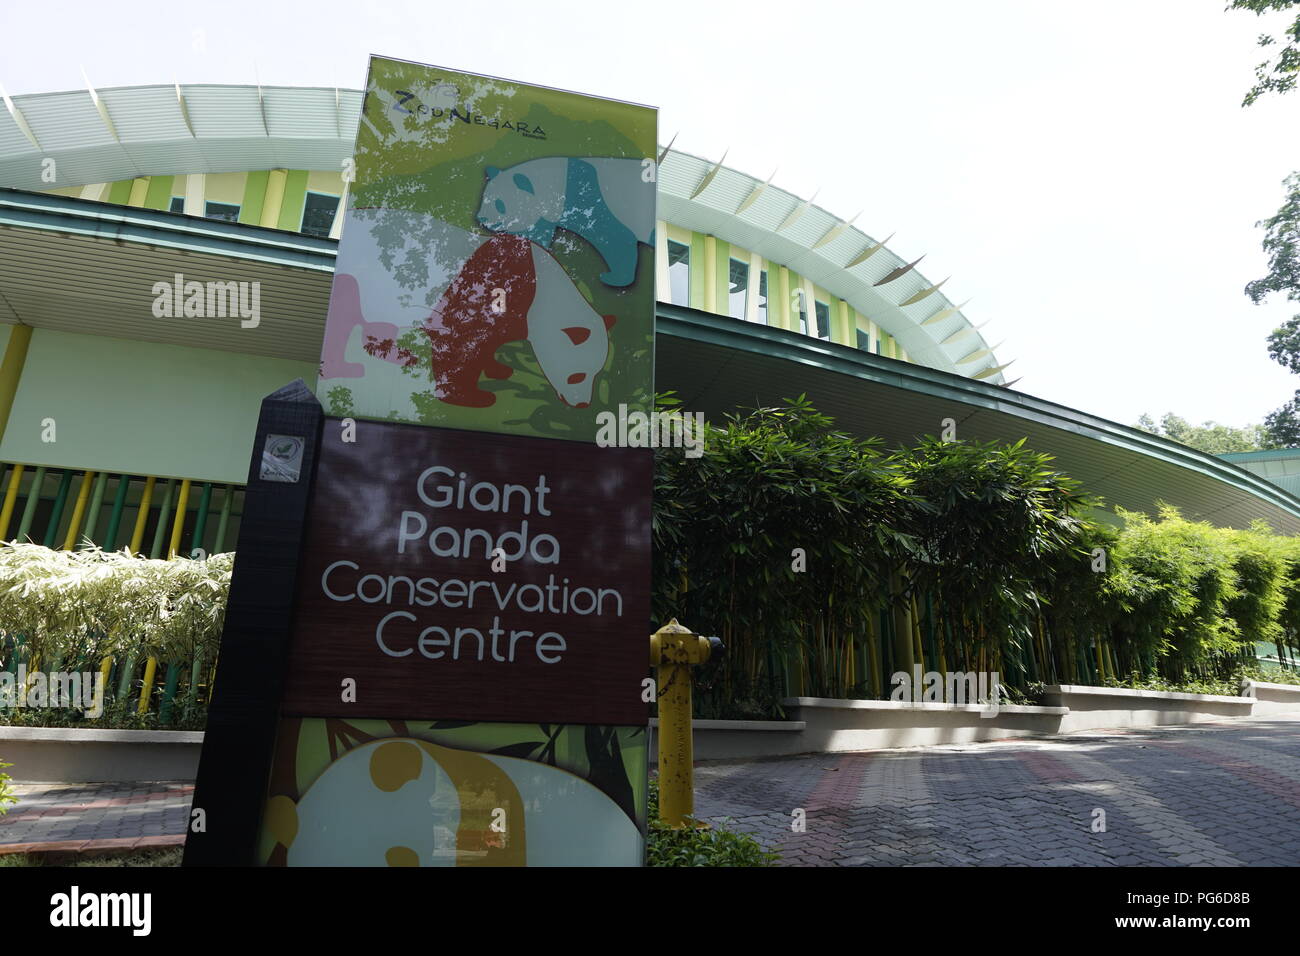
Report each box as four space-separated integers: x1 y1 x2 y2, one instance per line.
728 258 749 320
857 328 870 351
205 201 240 222
301 192 339 238
758 271 769 324
169 196 185 214
668 240 690 306
815 301 831 339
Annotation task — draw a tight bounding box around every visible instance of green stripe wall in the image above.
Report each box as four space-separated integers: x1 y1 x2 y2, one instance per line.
239 170 269 225
689 232 707 310
276 169 309 232
142 175 175 211
106 179 133 205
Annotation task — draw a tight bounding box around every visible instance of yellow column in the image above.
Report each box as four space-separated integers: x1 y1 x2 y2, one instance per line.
128 475 157 555
138 655 158 714
61 470 96 550
260 169 288 229
168 478 191 558
0 324 33 447
0 463 24 540
127 177 150 207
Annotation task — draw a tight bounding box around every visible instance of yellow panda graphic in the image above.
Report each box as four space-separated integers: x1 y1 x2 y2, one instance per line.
261 738 641 867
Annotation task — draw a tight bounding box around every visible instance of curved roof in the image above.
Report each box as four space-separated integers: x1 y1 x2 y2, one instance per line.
0 82 1003 382
657 148 1005 382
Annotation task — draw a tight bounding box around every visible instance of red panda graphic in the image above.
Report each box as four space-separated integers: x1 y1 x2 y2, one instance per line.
423 234 536 408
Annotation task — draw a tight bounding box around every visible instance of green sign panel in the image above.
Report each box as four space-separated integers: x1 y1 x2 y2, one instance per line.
318 56 657 443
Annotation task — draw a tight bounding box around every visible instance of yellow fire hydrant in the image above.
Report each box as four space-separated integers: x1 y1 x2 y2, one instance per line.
649 619 720 828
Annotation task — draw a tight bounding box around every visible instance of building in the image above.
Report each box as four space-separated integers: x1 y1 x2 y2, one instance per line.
2 80 1299 569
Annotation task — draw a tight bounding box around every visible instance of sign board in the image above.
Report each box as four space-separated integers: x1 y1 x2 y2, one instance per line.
317 56 657 442
281 418 651 725
186 56 657 868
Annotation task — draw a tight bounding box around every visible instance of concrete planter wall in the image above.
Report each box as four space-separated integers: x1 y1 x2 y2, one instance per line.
6 681 1299 780
0 727 203 783
1240 680 1300 716
647 718 805 762
1040 684 1252 733
779 697 1068 753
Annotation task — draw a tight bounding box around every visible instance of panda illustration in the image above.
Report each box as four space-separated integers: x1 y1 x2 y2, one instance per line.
262 738 642 867
476 157 655 288
320 206 616 410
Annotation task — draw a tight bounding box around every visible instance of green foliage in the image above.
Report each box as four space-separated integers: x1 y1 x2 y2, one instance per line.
0 543 232 664
653 395 917 715
325 385 355 417
652 397 1300 715
645 778 778 867
0 759 16 816
0 846 183 867
1134 413 1271 453
1230 0 1300 105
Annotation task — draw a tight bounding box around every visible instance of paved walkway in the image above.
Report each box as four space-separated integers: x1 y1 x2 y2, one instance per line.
3 715 1298 864
693 714 1300 866
0 783 190 856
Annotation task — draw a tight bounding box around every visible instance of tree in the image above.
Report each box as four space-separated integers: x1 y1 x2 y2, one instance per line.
1233 2 1300 446
1135 412 1271 453
1230 0 1300 105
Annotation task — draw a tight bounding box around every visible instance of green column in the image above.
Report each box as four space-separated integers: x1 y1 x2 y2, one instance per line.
212 485 234 552
80 471 109 548
42 469 73 547
191 482 213 557
102 474 131 551
148 478 175 559
159 663 182 724
15 465 45 542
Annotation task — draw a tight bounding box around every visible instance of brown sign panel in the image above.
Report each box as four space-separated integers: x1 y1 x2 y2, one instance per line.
281 417 651 725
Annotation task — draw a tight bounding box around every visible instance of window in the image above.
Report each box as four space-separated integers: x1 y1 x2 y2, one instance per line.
205 201 240 222
667 240 690 306
758 270 770 324
857 328 871 351
796 293 808 335
728 258 749 320
814 301 831 340
301 191 339 238
169 196 185 214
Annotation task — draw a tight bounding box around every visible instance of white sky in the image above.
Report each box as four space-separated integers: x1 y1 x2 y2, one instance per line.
3 0 1299 430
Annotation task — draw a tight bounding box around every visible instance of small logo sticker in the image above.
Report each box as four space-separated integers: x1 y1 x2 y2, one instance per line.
261 434 305 483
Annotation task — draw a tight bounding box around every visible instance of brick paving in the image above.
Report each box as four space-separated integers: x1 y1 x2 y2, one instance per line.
692 713 1300 866
3 715 1298 864
0 783 191 855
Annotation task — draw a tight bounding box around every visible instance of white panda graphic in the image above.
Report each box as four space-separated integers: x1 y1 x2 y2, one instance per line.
476 157 655 288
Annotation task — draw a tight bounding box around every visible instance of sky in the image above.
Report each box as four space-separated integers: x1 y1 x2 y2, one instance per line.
2 0 1299 429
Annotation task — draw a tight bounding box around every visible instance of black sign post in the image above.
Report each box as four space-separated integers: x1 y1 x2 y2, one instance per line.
183 380 324 867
